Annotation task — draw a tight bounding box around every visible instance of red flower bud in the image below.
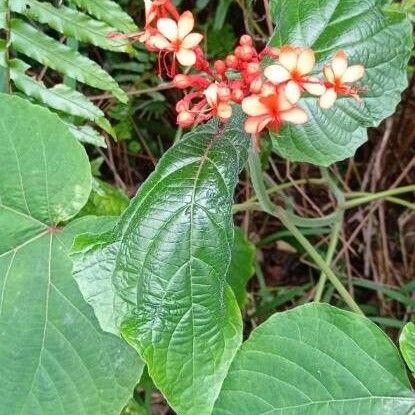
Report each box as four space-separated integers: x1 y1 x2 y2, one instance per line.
214 60 227 75
249 76 263 94
218 86 231 102
226 54 238 69
176 100 188 113
173 74 191 89
240 35 253 47
231 89 244 103
239 45 254 61
177 111 195 128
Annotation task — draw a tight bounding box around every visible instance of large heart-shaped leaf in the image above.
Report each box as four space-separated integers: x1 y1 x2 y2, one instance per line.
0 94 143 414
72 110 251 415
213 303 415 414
269 0 412 166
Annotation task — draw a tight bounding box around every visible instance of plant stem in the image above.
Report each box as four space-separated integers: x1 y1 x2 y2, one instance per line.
247 147 363 315
344 185 415 208
314 217 343 302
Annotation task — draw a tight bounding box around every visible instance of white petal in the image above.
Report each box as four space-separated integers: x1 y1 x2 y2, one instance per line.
151 34 171 50
217 103 232 120
178 11 194 39
279 46 298 71
341 65 365 83
332 50 348 78
176 49 196 66
157 18 178 42
244 115 272 134
204 83 218 106
323 65 335 83
297 48 315 75
242 96 268 116
181 33 203 49
285 81 301 104
264 64 290 84
303 78 326 96
319 88 337 109
281 108 308 124
277 91 293 112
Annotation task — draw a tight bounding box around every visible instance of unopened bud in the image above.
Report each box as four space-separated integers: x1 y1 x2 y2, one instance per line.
218 86 231 102
226 54 238 69
177 111 195 128
246 62 260 75
231 89 244 103
214 60 226 75
176 100 188 113
239 45 254 61
173 74 191 89
250 77 263 94
240 35 253 47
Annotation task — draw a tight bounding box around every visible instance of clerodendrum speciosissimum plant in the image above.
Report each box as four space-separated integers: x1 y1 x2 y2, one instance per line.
110 0 366 146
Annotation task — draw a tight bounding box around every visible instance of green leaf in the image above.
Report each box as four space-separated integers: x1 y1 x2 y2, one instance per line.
72 110 251 415
10 0 133 53
400 321 415 375
68 0 138 32
5 58 107 121
0 94 143 414
227 227 256 308
214 303 415 415
269 0 413 166
67 123 107 147
10 18 128 102
78 177 130 217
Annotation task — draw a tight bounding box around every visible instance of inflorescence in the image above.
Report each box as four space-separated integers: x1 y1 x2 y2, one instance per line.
109 0 366 143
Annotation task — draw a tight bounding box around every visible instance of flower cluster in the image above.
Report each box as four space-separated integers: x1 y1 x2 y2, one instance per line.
111 0 366 141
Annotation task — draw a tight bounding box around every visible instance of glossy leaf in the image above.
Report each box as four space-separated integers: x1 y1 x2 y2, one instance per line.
0 94 143 414
214 303 415 415
269 0 412 166
400 322 415 375
10 0 132 53
72 110 251 415
227 227 256 308
10 19 128 102
67 0 138 32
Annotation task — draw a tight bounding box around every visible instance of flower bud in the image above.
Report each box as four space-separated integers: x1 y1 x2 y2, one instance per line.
231 88 244 103
214 60 227 75
177 111 195 128
218 86 231 102
250 77 263 94
239 45 254 61
176 99 188 113
240 35 253 46
173 74 191 89
246 62 260 75
226 54 238 69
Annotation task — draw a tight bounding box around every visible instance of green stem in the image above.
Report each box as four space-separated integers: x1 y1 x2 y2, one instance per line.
314 216 343 302
344 185 415 209
247 147 363 315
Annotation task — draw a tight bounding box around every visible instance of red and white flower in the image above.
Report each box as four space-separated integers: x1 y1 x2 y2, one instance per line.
319 50 365 109
242 90 308 134
152 11 203 67
264 46 326 104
